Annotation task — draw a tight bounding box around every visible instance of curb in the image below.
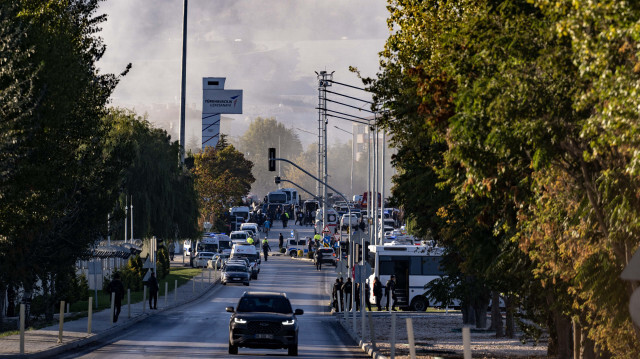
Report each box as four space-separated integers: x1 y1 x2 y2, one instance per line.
3 279 220 358
336 316 388 359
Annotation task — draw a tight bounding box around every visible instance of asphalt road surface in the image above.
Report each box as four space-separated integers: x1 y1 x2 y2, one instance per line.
60 222 368 358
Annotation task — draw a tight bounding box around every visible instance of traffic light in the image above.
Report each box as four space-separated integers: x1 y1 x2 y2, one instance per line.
274 176 281 184
268 148 276 171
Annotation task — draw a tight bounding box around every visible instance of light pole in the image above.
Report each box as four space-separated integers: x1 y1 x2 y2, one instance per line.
179 0 188 163
333 125 354 203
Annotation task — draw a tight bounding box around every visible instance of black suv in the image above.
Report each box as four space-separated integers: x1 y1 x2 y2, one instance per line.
226 292 303 356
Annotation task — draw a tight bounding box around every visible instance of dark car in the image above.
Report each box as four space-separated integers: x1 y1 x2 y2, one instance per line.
227 292 303 356
221 264 250 286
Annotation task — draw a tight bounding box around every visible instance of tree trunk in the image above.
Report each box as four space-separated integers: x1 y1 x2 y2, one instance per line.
505 294 515 338
0 283 5 325
462 303 476 326
474 296 490 329
491 291 503 337
554 309 572 359
581 332 596 359
572 318 580 359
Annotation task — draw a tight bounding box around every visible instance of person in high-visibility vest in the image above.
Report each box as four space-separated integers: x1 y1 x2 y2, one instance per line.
247 236 254 245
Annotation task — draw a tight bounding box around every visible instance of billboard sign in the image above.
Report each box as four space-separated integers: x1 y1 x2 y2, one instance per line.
203 89 243 114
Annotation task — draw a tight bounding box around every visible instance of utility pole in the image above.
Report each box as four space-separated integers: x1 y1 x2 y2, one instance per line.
316 71 333 231
179 0 188 163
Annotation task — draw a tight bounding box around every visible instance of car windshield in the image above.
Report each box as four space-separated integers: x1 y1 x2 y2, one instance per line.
226 266 246 272
319 249 333 254
236 296 293 314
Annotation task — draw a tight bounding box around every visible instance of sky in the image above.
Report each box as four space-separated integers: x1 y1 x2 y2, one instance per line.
97 0 390 150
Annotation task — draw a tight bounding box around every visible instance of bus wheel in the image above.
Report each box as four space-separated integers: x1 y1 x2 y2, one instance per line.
410 296 428 312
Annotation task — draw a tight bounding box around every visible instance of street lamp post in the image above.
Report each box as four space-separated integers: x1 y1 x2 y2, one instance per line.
333 125 354 203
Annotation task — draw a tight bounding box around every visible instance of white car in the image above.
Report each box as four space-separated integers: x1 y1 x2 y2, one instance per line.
208 253 230 269
192 251 215 268
340 213 358 230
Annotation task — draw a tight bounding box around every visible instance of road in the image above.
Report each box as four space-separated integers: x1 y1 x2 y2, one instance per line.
60 222 368 358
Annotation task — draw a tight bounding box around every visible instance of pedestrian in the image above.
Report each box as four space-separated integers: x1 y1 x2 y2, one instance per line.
247 236 254 245
373 276 383 311
283 211 289 228
332 278 342 311
107 272 125 322
148 270 159 310
276 205 282 221
315 249 323 270
264 219 271 236
278 232 284 249
262 238 271 261
342 277 353 311
385 274 397 311
359 218 366 232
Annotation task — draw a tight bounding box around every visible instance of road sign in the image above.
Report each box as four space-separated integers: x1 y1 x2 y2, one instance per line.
143 269 152 282
333 233 341 243
143 257 153 269
322 225 331 234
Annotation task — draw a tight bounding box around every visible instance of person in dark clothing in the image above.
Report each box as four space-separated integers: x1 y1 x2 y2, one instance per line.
373 277 383 311
315 249 323 270
332 278 342 311
364 281 372 311
148 271 159 310
262 238 271 261
295 211 303 226
342 278 353 311
278 233 284 249
385 275 397 311
283 211 289 228
107 272 125 322
359 219 366 232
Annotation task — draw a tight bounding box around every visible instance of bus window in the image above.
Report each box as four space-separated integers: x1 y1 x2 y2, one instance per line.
410 257 422 275
422 256 444 275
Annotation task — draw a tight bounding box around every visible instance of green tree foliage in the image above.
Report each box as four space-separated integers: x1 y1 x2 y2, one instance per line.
106 108 200 241
234 117 303 196
0 0 132 323
193 141 255 226
369 0 640 356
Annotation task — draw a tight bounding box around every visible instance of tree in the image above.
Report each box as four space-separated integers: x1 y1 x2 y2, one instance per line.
105 108 200 242
233 117 302 197
193 142 255 228
0 0 131 322
367 0 640 357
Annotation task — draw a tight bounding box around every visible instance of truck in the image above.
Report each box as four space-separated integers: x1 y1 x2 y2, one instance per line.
190 233 231 266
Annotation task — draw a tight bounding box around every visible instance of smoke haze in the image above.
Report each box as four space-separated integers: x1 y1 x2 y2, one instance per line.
97 0 389 150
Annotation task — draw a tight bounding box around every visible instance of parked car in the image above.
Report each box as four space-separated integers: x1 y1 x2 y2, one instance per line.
221 263 250 286
192 251 215 268
227 292 304 356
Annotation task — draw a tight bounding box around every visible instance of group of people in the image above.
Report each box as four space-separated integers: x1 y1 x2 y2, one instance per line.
331 275 398 312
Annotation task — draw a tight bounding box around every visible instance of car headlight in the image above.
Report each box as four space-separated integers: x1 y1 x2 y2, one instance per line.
234 317 247 324
282 319 295 325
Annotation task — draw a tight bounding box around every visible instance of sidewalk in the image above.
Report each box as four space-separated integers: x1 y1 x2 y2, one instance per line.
0 269 220 358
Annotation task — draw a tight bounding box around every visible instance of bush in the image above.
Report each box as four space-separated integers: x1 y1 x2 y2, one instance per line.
156 261 164 279
157 247 170 278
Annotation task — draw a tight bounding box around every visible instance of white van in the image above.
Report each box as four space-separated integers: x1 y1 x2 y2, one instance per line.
230 231 250 242
240 223 259 239
229 206 250 222
230 243 260 279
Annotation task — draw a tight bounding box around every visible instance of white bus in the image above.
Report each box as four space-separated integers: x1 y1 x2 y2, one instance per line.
368 244 447 311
